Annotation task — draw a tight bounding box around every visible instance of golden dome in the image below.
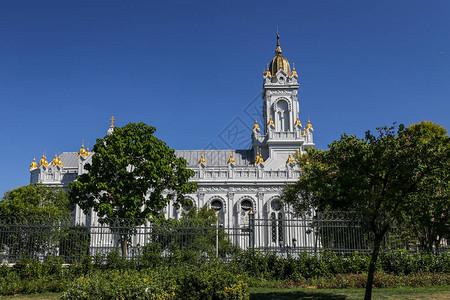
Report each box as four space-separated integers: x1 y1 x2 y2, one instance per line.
294 116 302 127
291 64 298 76
57 156 63 167
267 115 275 127
198 154 206 165
227 152 236 165
39 153 48 167
254 148 265 165
78 141 88 158
306 120 313 130
268 33 291 76
286 153 295 165
51 154 59 166
253 120 260 131
30 157 38 171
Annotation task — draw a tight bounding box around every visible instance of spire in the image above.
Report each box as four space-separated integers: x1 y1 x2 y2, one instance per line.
275 32 282 56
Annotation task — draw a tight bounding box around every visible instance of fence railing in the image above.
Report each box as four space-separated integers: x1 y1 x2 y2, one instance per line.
0 213 447 263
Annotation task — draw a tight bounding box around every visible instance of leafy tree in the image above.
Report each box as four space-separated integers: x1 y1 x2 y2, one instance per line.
0 184 70 260
69 122 197 256
407 121 449 252
282 123 449 300
0 184 70 218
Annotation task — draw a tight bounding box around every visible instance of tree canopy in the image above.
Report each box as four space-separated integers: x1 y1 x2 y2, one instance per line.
0 184 70 219
282 122 449 300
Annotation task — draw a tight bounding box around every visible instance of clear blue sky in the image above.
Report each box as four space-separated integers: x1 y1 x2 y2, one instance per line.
1 0 449 196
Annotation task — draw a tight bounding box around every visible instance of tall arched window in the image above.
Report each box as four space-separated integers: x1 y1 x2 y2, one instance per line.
210 199 224 224
275 100 290 132
239 199 253 227
270 199 284 246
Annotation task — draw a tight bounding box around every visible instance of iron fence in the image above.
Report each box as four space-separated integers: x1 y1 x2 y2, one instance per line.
0 213 447 263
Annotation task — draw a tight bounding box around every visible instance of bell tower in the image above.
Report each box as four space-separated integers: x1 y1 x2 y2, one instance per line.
252 33 314 169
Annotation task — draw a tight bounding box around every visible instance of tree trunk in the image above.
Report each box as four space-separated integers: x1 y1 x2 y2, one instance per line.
121 235 127 257
364 234 383 300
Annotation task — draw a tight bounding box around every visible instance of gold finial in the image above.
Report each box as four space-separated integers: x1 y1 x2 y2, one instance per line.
78 140 88 157
306 120 313 130
302 128 306 135
57 155 63 167
254 147 265 165
291 63 298 76
39 152 48 167
51 153 59 166
286 153 295 165
198 153 206 165
263 63 271 76
227 150 236 165
294 116 302 127
86 142 90 156
253 120 260 131
30 157 38 171
267 115 275 127
110 116 116 128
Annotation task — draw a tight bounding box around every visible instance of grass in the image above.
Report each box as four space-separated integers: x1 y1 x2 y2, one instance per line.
0 287 449 299
249 286 450 300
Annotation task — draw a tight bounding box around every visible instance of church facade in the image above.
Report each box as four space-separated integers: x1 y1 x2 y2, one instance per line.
29 35 315 248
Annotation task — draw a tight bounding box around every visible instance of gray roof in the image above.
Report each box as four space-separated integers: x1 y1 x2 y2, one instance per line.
59 149 254 169
175 150 253 167
60 152 79 168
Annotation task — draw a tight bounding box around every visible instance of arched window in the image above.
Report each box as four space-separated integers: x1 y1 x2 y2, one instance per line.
239 199 254 227
275 100 290 132
269 199 284 246
210 199 224 224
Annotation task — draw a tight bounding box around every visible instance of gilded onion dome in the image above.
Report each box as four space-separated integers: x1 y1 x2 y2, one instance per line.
78 141 88 158
254 148 265 165
51 154 59 166
57 155 63 167
291 64 298 76
227 152 236 165
267 115 275 127
294 116 302 127
198 154 206 165
39 153 48 167
302 128 306 135
30 157 38 171
286 153 295 165
253 120 260 131
306 120 313 130
268 33 291 76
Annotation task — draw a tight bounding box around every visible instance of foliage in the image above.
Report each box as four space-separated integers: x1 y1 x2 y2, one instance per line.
69 122 197 255
282 122 449 299
146 206 239 259
0 184 70 218
58 225 91 263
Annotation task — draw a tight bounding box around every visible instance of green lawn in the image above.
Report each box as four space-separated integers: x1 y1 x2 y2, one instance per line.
249 286 450 300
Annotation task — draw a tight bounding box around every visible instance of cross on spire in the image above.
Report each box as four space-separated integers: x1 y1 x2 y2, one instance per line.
110 116 116 128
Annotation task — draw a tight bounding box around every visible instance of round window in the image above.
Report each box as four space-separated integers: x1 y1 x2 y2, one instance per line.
271 199 282 211
211 200 223 211
241 200 252 211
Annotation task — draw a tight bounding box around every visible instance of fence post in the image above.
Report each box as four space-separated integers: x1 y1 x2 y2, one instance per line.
215 218 219 258
249 208 255 250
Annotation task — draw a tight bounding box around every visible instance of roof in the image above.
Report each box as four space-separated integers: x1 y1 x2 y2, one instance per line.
59 152 79 168
175 150 253 167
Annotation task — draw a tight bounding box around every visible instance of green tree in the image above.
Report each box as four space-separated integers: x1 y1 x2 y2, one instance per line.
69 122 197 256
282 123 449 300
407 121 449 252
0 184 70 260
0 184 70 218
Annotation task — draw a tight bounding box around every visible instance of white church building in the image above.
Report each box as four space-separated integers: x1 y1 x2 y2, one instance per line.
29 34 315 249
